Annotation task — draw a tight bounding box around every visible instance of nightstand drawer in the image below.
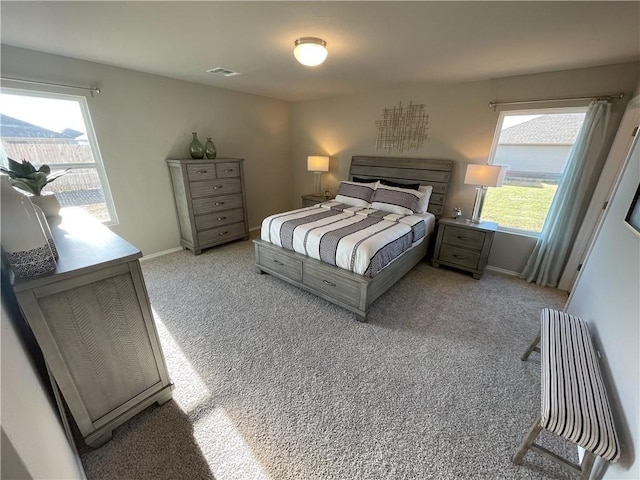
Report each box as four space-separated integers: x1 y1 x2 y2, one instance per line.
442 226 486 250
195 208 244 231
187 164 217 181
258 246 303 282
439 245 481 270
192 194 244 214
189 179 242 198
197 222 246 245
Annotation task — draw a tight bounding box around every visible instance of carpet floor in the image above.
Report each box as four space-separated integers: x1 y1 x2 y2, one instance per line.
80 239 576 479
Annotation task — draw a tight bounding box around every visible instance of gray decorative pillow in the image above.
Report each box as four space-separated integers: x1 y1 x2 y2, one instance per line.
371 185 423 215
335 181 378 207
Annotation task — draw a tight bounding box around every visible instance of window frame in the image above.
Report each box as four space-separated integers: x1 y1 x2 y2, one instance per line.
0 87 118 226
486 106 588 237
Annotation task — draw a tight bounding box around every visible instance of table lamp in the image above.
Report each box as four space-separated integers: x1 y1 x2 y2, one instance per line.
464 164 508 223
307 155 330 196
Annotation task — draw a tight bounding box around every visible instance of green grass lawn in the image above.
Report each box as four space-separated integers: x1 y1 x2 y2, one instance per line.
482 183 558 233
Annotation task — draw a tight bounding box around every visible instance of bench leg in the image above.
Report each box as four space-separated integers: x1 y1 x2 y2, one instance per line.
580 451 596 480
521 334 541 361
513 414 542 464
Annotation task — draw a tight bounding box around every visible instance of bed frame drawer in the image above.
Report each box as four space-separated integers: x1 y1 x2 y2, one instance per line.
256 244 303 282
303 262 363 309
442 225 485 250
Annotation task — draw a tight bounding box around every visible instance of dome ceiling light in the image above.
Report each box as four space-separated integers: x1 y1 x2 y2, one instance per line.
293 37 328 67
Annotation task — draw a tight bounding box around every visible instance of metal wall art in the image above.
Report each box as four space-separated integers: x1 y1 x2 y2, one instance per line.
375 101 429 153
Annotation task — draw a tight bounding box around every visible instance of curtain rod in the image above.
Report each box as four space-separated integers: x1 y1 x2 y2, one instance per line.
0 76 101 95
488 92 625 111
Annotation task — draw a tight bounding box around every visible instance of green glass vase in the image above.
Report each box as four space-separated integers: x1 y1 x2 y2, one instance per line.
205 138 217 159
189 132 204 159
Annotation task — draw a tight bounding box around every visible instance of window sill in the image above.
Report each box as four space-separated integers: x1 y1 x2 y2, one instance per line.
495 227 540 239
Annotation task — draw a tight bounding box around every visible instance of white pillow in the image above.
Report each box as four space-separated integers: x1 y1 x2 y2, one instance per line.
415 185 433 214
370 184 423 215
335 181 378 208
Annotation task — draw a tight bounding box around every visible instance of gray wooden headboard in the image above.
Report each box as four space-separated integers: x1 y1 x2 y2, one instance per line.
348 155 454 217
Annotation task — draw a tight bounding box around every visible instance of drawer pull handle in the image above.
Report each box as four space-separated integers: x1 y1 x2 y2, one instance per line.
457 236 469 241
196 170 208 174
452 254 467 259
217 216 227 221
273 259 284 266
215 202 225 206
213 185 223 190
218 231 228 236
322 279 336 287
224 169 234 173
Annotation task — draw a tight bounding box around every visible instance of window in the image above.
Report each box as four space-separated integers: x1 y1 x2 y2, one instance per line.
0 88 117 224
482 107 587 234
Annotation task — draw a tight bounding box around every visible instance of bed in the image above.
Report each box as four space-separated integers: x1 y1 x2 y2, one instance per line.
253 156 453 321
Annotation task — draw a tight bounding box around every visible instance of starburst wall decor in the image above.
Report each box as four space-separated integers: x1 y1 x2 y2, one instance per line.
375 101 429 153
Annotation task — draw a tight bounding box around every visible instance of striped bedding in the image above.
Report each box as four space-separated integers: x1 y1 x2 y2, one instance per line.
261 201 434 277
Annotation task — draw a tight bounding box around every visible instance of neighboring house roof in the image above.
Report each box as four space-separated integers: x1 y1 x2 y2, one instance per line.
500 113 585 145
0 114 81 139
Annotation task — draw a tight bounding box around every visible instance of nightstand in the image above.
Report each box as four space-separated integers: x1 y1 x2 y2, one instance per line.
301 194 334 207
432 218 498 279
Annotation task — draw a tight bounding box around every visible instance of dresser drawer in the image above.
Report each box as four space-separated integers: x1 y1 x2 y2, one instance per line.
197 222 246 246
189 179 242 198
442 226 486 250
192 194 244 215
216 162 240 178
195 208 244 231
439 244 481 270
257 245 303 282
303 262 362 308
187 164 217 181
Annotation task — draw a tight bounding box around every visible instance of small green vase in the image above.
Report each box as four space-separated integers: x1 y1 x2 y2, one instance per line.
189 133 204 159
205 138 217 159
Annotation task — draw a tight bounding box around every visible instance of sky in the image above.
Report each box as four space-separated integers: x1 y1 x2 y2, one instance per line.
0 92 86 133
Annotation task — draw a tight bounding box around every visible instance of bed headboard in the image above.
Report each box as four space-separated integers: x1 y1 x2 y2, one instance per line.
349 155 453 217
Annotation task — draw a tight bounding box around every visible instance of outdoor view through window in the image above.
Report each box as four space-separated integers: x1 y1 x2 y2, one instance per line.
482 108 587 233
0 90 114 223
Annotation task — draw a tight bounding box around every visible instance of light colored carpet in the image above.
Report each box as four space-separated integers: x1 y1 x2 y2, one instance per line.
80 239 576 479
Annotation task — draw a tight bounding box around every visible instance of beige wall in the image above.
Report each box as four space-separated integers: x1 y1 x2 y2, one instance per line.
1 45 292 255
291 62 639 272
565 95 639 479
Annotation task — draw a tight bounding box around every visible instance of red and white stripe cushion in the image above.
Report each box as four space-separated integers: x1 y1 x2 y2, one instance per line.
540 308 620 462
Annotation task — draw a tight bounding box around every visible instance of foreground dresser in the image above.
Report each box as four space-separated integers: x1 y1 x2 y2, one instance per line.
167 158 249 254
11 209 173 448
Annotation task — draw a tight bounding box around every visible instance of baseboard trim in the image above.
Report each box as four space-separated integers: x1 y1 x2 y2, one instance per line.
140 246 184 262
485 265 520 277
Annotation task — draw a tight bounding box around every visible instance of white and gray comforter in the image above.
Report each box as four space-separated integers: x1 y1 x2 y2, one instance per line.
261 201 434 277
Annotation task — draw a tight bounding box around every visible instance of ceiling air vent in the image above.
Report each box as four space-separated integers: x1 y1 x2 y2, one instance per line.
206 67 241 77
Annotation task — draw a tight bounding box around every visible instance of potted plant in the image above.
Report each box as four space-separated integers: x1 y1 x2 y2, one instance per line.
0 157 70 216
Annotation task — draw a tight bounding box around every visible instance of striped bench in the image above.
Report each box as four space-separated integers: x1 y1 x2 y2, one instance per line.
513 308 620 479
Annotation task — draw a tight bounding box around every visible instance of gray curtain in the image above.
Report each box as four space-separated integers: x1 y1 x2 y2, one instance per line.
521 100 612 287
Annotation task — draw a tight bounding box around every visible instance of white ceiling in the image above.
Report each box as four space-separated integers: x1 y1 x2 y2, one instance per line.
1 1 639 102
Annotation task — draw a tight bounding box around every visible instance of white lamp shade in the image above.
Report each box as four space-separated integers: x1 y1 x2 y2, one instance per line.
294 38 328 66
307 155 330 172
464 164 508 187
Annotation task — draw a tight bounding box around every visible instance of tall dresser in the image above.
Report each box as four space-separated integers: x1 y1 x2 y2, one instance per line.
167 158 249 255
11 209 173 448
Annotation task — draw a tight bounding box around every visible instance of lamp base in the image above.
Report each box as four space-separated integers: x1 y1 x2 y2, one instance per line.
470 186 487 224
313 172 322 196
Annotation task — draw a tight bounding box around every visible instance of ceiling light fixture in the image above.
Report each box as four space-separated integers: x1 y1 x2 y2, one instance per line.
294 37 328 67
